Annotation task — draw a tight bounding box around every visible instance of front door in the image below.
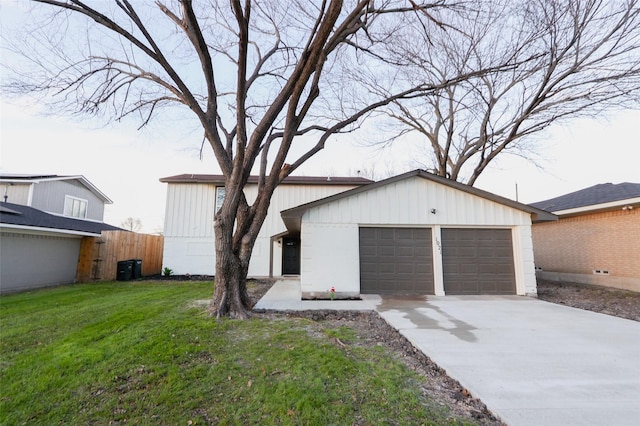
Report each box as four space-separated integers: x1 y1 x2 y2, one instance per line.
282 237 301 275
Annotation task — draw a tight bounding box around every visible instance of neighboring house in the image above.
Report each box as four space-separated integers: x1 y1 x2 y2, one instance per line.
281 170 555 298
162 169 555 298
0 174 112 221
530 182 640 292
0 203 122 293
0 174 121 293
160 174 372 276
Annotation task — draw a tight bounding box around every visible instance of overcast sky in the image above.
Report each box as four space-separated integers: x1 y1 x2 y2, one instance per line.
1 1 638 234
2 99 638 233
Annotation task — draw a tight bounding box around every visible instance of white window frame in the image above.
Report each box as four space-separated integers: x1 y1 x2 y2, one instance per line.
64 195 88 219
215 186 226 214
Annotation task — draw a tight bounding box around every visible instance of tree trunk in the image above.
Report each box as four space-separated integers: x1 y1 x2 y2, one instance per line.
209 211 253 319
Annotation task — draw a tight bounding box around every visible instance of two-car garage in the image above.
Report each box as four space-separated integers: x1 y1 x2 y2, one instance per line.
280 170 556 299
359 227 516 295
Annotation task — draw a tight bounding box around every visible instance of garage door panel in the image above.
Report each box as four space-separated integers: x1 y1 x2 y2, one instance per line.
359 246 378 257
360 262 377 274
360 227 434 295
396 247 417 257
377 228 395 239
378 263 396 273
378 247 396 257
442 228 516 295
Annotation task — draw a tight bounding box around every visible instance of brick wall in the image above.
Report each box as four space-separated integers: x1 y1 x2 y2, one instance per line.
532 208 640 278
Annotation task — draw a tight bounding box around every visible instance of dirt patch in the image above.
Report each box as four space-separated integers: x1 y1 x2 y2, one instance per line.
536 279 640 321
246 278 277 304
145 274 215 282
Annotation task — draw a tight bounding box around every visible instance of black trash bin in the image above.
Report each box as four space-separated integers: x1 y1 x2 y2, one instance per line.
130 259 142 279
116 260 133 281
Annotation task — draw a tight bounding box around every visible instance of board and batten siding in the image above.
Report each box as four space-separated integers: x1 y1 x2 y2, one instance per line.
299 176 537 297
162 182 360 276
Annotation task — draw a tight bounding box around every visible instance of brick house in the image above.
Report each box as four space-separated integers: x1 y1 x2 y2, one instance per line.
530 182 640 292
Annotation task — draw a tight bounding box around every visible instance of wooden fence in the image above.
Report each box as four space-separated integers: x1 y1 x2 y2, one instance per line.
76 231 164 282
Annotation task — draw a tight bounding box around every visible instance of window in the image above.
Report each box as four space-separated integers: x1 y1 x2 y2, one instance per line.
64 196 88 219
215 187 225 213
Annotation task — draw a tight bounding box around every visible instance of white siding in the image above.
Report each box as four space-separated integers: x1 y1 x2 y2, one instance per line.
164 184 217 238
1 183 31 205
305 178 530 227
300 223 360 297
300 176 535 296
162 182 360 276
514 225 538 296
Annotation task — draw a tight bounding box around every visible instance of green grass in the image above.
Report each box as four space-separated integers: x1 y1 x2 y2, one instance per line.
1 281 472 425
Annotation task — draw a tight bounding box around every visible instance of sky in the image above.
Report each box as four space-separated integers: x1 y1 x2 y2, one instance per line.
2 99 638 234
1 1 639 234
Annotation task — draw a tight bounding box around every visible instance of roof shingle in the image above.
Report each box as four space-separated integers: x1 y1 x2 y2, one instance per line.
530 182 640 212
0 202 123 235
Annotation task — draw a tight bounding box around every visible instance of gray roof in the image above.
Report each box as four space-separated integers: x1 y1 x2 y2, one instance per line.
530 182 640 212
281 170 557 233
0 202 123 236
160 174 373 186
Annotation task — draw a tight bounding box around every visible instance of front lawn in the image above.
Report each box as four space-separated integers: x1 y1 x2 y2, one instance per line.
1 281 474 425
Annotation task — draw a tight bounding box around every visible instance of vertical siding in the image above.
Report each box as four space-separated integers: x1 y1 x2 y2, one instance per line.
305 177 530 227
163 183 217 238
162 182 361 276
31 180 106 220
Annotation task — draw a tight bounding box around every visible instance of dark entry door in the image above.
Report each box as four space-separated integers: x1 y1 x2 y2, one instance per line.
441 228 516 294
359 227 434 295
282 237 301 275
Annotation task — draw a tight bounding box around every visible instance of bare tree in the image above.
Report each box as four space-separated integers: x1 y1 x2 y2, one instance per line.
120 217 142 232
376 0 640 184
5 0 481 318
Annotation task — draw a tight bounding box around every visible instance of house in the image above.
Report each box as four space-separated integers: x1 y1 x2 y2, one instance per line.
280 170 556 298
530 182 640 292
0 174 113 220
0 174 122 293
160 174 372 277
162 169 555 297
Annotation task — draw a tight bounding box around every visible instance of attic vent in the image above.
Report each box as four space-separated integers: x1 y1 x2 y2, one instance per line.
593 269 610 275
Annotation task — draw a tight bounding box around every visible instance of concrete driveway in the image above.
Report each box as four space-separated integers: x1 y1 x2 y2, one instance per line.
375 295 640 426
256 281 640 425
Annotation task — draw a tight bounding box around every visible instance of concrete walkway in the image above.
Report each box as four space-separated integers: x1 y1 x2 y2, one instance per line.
256 280 640 426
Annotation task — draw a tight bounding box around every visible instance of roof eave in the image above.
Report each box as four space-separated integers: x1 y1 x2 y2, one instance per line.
552 197 640 217
0 223 101 237
0 175 113 204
